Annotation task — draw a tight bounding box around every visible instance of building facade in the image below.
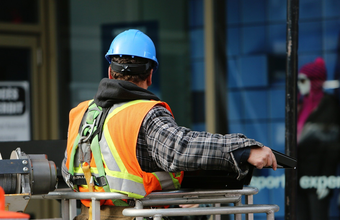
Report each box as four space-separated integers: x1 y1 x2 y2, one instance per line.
1 0 340 219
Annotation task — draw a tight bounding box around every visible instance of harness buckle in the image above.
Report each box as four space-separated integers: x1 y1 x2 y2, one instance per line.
79 118 98 143
65 173 74 189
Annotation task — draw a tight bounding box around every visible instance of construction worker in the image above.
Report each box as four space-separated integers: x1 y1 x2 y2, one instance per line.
61 29 277 220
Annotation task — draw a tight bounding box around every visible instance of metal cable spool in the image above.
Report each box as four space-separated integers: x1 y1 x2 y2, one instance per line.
0 148 57 195
0 152 18 194
0 174 17 194
27 154 57 195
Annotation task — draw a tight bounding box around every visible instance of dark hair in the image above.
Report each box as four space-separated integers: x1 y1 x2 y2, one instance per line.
109 56 153 83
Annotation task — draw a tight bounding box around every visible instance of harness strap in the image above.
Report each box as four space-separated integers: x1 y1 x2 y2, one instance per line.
71 175 107 186
69 134 81 176
82 162 94 220
91 134 129 206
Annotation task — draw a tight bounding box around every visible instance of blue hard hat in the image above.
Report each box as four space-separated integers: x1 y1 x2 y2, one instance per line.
105 29 159 71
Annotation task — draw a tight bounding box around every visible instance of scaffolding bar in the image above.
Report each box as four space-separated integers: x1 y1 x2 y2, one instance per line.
122 205 279 220
43 187 277 220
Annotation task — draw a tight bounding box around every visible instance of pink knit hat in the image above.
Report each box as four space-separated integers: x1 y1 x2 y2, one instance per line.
299 57 326 83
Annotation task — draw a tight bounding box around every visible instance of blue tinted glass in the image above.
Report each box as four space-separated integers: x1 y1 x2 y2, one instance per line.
299 0 322 20
228 122 244 134
299 21 322 52
268 24 286 55
227 58 242 88
241 0 266 24
269 121 285 151
226 0 240 25
190 29 204 59
323 0 340 18
244 121 269 145
243 90 268 120
191 61 205 91
242 25 267 54
227 27 241 56
240 55 268 87
324 53 337 81
269 88 285 119
268 0 286 22
191 123 206 132
228 91 243 121
189 0 203 28
323 19 340 52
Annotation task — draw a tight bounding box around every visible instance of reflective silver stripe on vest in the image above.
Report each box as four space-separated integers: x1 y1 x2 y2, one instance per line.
99 135 121 172
98 102 127 172
154 171 178 190
106 174 146 196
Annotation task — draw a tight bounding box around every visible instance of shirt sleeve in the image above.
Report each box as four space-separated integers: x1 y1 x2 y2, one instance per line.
141 105 263 180
233 147 251 166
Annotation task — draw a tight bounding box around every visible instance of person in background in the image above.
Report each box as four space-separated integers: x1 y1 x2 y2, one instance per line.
62 29 277 220
297 57 340 220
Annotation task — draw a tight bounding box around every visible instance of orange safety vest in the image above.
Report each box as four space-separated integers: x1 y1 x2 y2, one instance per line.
65 99 184 207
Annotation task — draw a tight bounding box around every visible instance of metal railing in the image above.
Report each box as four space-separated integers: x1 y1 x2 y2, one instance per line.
43 187 279 220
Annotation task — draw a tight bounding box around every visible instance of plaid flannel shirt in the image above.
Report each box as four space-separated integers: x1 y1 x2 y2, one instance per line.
136 105 263 179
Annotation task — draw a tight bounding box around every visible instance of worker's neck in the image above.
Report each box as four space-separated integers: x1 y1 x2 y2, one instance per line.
133 81 148 90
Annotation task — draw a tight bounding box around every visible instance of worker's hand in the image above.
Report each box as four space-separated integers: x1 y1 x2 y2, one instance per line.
179 204 199 208
247 146 277 171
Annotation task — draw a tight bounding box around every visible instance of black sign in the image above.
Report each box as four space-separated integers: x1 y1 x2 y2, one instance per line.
0 86 26 115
